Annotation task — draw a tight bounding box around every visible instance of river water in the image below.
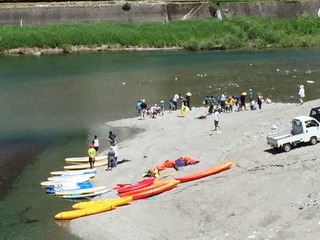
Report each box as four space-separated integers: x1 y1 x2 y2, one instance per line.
0 48 319 239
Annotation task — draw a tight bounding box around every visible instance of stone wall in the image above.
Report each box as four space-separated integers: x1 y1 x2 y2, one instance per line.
220 1 320 19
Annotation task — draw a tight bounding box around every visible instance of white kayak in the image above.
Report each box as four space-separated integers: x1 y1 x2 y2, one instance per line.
64 160 108 170
47 173 95 181
55 186 108 196
50 169 97 176
65 155 108 164
46 182 93 194
45 181 90 188
40 177 91 186
62 188 112 199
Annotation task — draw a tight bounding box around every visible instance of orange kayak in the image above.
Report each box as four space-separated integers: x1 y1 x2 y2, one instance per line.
175 162 233 183
119 179 180 200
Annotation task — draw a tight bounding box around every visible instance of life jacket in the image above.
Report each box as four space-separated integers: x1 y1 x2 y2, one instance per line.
143 168 160 178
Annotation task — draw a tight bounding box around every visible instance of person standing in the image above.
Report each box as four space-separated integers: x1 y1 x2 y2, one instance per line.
213 108 221 131
136 99 142 116
92 135 99 155
240 92 247 111
186 92 192 110
257 92 263 110
160 100 165 115
111 144 118 167
298 85 305 105
181 102 187 117
88 144 96 169
108 131 117 145
248 89 254 102
107 146 116 171
140 99 147 119
173 93 180 110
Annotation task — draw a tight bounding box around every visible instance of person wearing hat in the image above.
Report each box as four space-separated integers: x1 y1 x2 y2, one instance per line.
240 92 247 111
298 85 305 105
186 92 192 110
88 144 96 169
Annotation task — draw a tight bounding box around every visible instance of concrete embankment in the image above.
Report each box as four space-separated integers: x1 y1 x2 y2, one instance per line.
220 1 320 19
0 1 211 26
0 1 318 26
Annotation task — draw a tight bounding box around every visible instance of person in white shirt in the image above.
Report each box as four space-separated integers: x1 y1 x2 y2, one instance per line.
298 85 305 105
173 93 180 110
92 135 99 155
213 108 221 131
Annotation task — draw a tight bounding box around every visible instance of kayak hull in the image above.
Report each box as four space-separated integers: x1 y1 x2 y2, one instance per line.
175 161 233 183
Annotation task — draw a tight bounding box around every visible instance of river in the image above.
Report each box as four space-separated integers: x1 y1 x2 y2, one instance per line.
0 48 319 240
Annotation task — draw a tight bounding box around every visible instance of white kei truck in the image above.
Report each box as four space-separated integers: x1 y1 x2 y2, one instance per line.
266 116 320 152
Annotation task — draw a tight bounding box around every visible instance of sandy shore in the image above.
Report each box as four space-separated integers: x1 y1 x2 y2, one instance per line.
67 99 320 240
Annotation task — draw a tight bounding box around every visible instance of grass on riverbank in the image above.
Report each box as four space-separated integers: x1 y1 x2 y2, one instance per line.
1 15 320 53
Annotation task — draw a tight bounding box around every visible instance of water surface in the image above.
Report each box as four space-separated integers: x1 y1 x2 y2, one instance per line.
0 48 319 239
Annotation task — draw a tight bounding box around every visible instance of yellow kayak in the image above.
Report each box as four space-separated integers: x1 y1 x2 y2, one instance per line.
55 204 115 220
72 196 133 209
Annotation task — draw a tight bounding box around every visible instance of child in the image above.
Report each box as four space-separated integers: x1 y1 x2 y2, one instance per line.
168 99 174 111
160 100 165 115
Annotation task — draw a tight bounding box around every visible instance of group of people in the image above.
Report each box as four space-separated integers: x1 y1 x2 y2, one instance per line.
87 131 118 171
205 89 267 114
135 91 194 119
206 89 265 131
136 99 165 119
169 92 192 112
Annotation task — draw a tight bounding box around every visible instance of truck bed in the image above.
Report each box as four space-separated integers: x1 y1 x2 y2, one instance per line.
267 131 292 146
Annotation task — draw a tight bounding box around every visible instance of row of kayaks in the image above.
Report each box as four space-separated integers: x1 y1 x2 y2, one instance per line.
54 161 233 220
64 155 108 171
41 155 112 199
55 196 133 220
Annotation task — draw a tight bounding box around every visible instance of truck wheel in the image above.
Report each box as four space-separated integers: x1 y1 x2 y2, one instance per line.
283 143 291 152
310 136 317 145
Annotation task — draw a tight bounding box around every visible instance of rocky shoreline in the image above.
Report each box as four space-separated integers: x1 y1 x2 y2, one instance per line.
3 45 183 56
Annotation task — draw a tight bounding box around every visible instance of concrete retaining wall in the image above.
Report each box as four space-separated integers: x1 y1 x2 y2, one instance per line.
0 3 170 25
220 1 320 19
167 3 211 21
0 1 319 26
0 2 211 26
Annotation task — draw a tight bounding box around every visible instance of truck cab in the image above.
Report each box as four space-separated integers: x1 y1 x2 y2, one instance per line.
309 107 320 122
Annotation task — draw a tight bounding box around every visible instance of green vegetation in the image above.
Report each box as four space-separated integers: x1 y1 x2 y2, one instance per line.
0 15 320 53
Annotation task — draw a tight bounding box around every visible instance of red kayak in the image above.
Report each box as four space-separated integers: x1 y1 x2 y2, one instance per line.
175 162 233 183
120 179 180 200
117 177 155 194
